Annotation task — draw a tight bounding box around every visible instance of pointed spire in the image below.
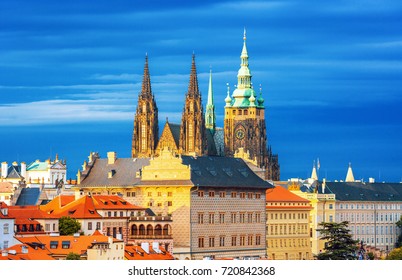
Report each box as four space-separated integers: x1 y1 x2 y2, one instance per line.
237 29 251 90
345 162 355 182
205 69 216 133
311 161 318 181
141 54 152 96
187 53 200 97
225 83 232 106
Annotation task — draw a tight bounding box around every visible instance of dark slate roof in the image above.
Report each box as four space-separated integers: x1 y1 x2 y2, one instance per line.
15 188 40 206
319 182 402 201
5 165 22 179
79 158 150 187
205 129 217 156
181 156 273 189
79 155 273 189
167 123 181 148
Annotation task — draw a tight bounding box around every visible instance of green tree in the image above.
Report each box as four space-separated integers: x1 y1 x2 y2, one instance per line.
59 216 81 236
66 252 81 260
395 216 402 248
315 221 359 260
386 247 402 260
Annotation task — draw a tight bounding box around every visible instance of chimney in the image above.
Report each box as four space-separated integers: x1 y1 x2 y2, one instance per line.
322 178 326 194
21 162 27 179
141 243 150 254
21 246 28 254
107 152 117 165
1 162 8 178
108 170 116 179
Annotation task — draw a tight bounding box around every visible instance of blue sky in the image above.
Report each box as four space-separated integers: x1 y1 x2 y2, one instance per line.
1 0 401 182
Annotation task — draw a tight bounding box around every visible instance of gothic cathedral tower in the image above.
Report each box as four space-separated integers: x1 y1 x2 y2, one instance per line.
224 31 279 180
131 55 159 158
179 54 206 156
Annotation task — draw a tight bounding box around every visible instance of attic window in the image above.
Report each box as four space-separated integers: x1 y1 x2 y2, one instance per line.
222 168 233 177
62 241 70 249
110 201 117 205
50 241 58 249
238 168 249 177
121 201 127 205
89 210 95 214
68 210 76 215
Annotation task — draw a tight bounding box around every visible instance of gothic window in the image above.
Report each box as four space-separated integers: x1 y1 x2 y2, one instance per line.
141 124 147 151
142 103 146 113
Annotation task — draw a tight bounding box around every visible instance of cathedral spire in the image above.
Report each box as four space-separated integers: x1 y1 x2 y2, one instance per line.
141 53 152 96
205 69 216 133
187 54 200 97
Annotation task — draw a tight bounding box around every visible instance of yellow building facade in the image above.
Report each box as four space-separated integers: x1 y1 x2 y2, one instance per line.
287 181 336 256
266 186 313 260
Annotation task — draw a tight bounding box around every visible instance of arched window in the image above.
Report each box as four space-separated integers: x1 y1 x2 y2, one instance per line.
139 224 145 235
163 224 171 236
155 224 162 236
146 225 153 236
131 224 138 236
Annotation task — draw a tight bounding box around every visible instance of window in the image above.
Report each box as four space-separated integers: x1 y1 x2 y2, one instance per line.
248 193 253 199
209 237 215 247
157 192 162 197
62 241 70 249
239 213 245 223
120 211 124 217
107 211 112 217
256 213 261 223
209 191 215 197
96 222 101 230
3 224 9 234
50 241 58 249
248 213 253 223
256 235 261 246
147 192 152 197
255 193 261 199
198 191 204 197
168 201 173 207
198 213 204 224
209 213 215 224
198 237 204 248
3 241 8 249
219 236 225 247
248 235 253 245
231 236 237 246
88 222 92 230
231 212 236 223
168 192 173 197
219 213 225 224
231 192 237 198
219 191 226 198
240 236 245 246
240 192 246 199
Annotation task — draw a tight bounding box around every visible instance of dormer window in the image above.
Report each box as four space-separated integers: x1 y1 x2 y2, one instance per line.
62 241 70 249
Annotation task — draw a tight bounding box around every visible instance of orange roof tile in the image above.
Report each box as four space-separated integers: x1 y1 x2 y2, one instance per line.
15 234 123 258
7 205 57 219
0 244 54 260
124 244 174 260
266 186 310 203
40 195 75 213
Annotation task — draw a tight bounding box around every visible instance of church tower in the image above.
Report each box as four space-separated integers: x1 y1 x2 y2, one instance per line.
131 55 159 158
224 30 279 180
179 54 206 156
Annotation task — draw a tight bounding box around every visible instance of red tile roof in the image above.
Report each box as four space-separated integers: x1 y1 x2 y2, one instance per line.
124 244 174 260
7 205 57 219
14 233 122 259
41 195 145 219
0 244 54 260
266 186 310 203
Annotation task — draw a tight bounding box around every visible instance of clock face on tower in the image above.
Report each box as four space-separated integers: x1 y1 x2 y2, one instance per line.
235 128 245 140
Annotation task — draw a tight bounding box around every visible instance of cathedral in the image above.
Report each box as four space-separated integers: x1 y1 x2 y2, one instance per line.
131 31 280 181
